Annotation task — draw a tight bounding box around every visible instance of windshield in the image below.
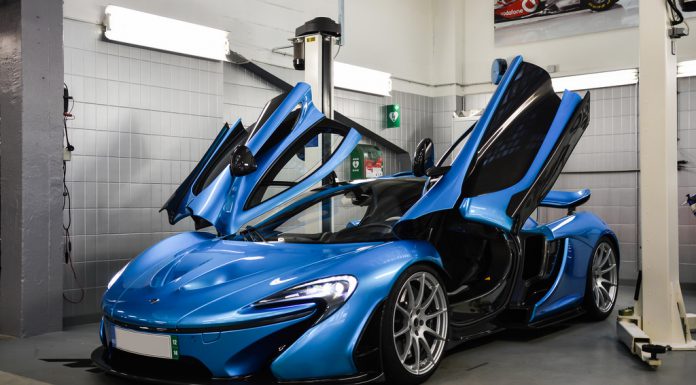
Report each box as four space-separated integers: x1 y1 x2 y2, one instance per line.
228 178 425 244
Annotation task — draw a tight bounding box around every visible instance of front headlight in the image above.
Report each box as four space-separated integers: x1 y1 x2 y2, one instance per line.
107 263 129 289
254 275 357 323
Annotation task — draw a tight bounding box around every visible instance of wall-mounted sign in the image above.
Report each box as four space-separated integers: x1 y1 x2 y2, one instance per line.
386 104 401 128
350 145 383 180
494 0 639 46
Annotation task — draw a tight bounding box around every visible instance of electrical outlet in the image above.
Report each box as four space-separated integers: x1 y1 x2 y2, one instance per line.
63 148 72 161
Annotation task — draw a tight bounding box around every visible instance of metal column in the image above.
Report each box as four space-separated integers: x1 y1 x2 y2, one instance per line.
617 0 696 366
0 0 65 337
294 18 341 233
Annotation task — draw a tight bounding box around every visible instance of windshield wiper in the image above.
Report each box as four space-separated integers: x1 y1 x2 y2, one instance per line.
242 225 266 243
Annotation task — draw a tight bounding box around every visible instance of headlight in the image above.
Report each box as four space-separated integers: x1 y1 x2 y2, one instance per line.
107 263 129 289
254 275 357 323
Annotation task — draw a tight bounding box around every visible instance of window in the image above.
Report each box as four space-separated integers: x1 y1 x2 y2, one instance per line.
192 124 248 195
461 62 560 197
245 127 347 209
236 179 425 244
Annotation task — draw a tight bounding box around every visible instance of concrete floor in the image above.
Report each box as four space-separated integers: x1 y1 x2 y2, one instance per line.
0 286 694 385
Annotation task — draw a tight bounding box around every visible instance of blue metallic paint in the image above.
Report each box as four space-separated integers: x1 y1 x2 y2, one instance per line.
524 212 616 321
540 189 591 209
396 56 524 228
164 82 361 236
458 90 581 232
162 120 245 225
397 56 583 234
103 313 315 377
98 56 620 383
104 235 442 379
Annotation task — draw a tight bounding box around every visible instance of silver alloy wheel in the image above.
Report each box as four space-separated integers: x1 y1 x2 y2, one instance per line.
392 271 448 376
591 242 618 313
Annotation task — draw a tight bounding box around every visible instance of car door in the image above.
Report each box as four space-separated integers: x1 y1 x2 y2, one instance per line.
395 56 590 237
161 82 361 236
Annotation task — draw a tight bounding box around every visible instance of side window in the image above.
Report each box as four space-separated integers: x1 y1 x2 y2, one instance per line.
192 126 248 195
245 128 347 209
461 62 560 197
438 121 475 167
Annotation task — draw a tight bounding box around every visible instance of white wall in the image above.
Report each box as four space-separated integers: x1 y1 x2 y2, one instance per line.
461 1 696 94
63 0 435 89
340 0 434 85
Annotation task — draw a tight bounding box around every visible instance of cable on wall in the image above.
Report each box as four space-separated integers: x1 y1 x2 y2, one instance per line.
666 0 690 38
667 0 685 25
62 83 83 305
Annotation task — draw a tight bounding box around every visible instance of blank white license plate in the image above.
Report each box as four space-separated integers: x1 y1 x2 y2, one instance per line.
113 326 179 360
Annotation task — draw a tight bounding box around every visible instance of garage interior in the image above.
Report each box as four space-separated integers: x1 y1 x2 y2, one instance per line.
1 0 695 384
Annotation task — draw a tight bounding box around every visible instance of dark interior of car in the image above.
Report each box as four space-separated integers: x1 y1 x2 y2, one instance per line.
243 178 425 244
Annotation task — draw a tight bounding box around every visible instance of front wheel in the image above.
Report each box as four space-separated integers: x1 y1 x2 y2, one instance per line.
581 0 618 11
381 265 449 385
583 238 619 320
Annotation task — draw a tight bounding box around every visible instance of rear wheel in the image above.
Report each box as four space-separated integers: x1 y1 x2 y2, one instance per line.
584 238 619 320
381 265 448 385
581 0 618 11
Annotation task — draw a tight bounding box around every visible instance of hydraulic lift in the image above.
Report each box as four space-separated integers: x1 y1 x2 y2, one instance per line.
291 17 342 232
616 0 696 367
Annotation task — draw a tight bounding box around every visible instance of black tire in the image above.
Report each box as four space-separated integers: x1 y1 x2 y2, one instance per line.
381 265 449 385
583 237 619 321
581 0 618 11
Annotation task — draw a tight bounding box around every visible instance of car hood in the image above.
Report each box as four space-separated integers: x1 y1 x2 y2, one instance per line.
104 238 380 330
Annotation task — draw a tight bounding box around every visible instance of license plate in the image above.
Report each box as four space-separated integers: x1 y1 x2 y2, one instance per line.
113 326 179 360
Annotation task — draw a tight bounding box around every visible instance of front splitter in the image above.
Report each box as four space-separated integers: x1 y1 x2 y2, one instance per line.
91 346 384 385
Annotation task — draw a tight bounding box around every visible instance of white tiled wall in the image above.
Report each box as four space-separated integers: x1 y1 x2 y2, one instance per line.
222 62 431 176
62 19 435 320
678 77 696 284
336 88 433 174
62 19 224 319
564 86 638 173
431 96 461 162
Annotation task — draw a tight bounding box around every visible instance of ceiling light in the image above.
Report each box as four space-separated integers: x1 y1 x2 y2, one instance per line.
678 60 696 78
334 62 392 96
552 69 638 92
103 5 230 61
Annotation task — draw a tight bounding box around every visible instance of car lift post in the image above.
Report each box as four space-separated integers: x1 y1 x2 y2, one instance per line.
616 0 696 367
292 17 342 232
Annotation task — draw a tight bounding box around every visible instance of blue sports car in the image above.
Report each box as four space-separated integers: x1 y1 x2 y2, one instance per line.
92 56 619 385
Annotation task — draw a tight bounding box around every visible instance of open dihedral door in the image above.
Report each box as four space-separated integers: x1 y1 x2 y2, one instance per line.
162 82 361 236
395 56 590 237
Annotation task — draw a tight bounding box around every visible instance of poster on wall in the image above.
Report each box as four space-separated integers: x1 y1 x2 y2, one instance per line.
494 0 639 46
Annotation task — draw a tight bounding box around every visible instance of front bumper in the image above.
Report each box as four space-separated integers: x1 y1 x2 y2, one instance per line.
91 346 383 385
95 317 383 384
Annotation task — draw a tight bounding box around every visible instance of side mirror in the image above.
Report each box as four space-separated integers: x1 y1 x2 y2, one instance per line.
230 145 258 176
412 138 435 177
425 166 451 178
491 58 508 85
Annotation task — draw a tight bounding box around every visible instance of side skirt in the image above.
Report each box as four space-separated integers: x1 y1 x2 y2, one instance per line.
524 306 585 329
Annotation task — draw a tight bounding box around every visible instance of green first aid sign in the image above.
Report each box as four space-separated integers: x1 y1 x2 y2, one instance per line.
386 104 401 128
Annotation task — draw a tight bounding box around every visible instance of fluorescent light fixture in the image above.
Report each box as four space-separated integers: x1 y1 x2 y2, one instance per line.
678 60 696 78
551 69 638 92
103 5 229 61
334 62 392 96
